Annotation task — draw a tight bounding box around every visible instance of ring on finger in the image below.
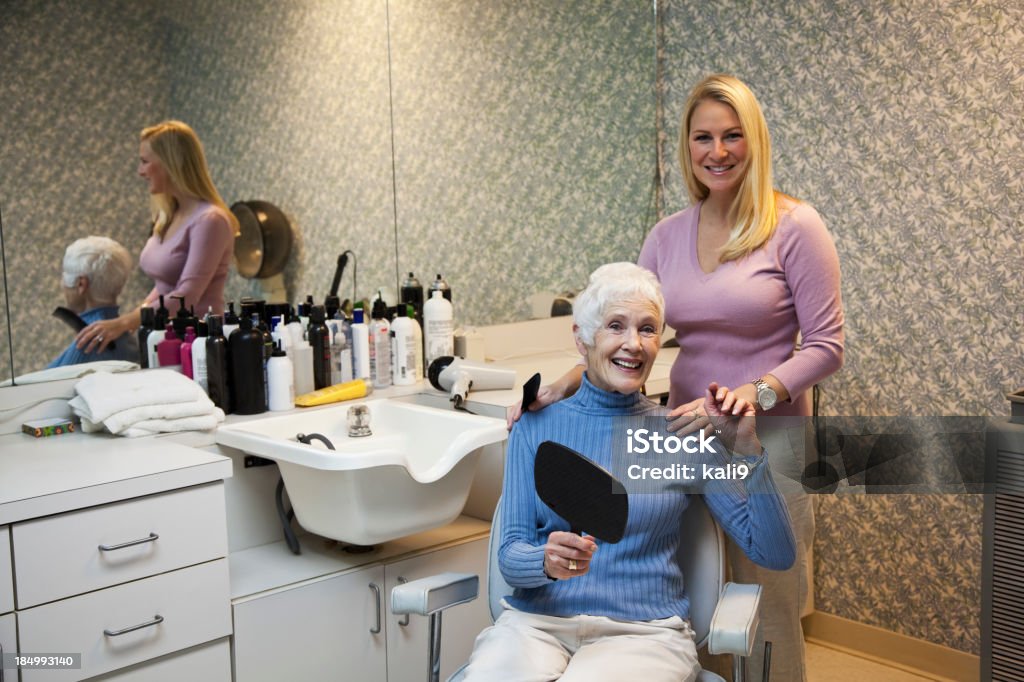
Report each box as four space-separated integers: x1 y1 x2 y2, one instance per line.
568 559 577 571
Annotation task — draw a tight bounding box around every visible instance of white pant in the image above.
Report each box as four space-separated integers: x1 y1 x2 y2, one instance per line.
462 602 700 682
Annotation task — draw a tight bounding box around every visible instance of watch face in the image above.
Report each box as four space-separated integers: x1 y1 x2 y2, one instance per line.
758 386 777 410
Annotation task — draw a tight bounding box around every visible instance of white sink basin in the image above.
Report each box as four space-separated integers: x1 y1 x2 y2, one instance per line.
215 397 507 545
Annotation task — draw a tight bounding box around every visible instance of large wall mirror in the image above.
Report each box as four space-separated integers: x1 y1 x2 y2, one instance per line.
0 0 656 382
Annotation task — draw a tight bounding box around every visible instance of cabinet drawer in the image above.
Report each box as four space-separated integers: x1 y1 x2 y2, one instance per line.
13 483 227 608
0 526 12 614
0 611 16 661
17 558 231 682
88 638 231 682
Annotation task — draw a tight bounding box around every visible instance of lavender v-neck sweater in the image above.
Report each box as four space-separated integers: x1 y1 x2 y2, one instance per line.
638 201 844 416
139 203 234 316
500 374 796 622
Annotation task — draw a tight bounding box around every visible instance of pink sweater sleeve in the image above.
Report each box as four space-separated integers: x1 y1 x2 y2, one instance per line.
768 206 844 399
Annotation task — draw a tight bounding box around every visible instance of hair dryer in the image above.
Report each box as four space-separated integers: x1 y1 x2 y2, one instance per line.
428 356 517 407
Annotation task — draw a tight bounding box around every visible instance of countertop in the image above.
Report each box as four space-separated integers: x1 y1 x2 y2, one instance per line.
0 429 231 525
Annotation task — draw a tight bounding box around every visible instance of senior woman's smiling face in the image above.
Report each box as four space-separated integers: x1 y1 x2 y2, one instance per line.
577 297 662 395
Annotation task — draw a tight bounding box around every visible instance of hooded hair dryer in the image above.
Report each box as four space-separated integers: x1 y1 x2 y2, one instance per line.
428 356 517 407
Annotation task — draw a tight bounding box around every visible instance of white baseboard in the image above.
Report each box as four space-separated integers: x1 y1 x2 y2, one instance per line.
802 611 979 682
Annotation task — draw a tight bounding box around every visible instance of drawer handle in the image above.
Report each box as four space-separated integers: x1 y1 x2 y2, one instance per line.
369 583 382 634
103 614 164 637
98 532 159 552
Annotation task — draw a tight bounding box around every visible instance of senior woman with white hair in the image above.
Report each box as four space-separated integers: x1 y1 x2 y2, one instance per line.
48 235 139 368
461 262 795 682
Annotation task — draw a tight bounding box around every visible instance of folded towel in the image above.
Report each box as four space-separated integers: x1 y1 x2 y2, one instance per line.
70 394 218 434
71 368 223 437
72 369 205 423
119 408 226 438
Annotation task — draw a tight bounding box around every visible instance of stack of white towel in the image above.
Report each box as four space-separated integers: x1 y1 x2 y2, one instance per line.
70 369 225 437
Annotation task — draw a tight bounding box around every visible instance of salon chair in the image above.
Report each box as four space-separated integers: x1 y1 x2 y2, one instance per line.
392 495 763 682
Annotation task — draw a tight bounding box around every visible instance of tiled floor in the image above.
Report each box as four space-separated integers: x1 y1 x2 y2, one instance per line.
806 642 934 681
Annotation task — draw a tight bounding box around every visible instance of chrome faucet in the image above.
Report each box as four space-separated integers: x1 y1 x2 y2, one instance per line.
347 404 372 437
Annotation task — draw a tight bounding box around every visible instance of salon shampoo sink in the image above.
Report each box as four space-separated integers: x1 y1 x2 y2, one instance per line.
215 397 507 545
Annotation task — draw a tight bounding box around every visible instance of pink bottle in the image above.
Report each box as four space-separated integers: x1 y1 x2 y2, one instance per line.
156 324 182 370
180 326 197 379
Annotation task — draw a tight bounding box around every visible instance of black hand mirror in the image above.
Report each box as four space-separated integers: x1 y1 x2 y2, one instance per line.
534 440 628 543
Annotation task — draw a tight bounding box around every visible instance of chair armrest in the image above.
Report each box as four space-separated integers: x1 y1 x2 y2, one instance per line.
391 572 479 617
707 582 762 657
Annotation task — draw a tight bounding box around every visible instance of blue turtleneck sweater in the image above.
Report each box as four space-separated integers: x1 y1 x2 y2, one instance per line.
500 373 796 622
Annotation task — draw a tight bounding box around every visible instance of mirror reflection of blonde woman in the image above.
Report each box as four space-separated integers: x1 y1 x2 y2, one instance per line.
512 75 844 682
76 120 238 354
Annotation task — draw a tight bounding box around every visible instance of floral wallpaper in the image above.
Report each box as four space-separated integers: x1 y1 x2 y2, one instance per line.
656 0 1023 656
3 0 1022 658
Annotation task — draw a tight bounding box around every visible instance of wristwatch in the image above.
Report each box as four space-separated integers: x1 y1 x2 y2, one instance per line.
752 378 777 411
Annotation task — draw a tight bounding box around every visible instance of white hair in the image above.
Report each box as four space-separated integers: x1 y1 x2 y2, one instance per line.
573 262 664 346
62 236 133 303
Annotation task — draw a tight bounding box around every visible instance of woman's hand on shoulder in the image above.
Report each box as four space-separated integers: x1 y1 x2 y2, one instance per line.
543 531 597 580
506 383 562 430
75 314 133 354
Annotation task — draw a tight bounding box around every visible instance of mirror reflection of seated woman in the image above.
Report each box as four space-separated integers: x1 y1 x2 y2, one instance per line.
74 120 238 355
48 236 138 368
462 263 796 682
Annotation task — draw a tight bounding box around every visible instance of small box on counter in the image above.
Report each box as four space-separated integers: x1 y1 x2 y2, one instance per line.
22 417 76 438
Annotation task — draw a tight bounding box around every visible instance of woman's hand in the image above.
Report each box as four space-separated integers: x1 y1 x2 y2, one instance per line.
506 384 562 430
543 531 597 580
506 365 584 430
703 382 761 456
75 314 133 354
664 396 714 438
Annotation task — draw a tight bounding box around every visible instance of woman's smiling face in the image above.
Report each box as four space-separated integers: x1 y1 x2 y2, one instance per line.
688 98 748 199
577 298 662 395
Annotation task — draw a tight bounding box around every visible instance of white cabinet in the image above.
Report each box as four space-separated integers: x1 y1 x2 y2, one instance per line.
231 535 490 682
9 483 232 682
0 526 12 615
0 612 16 679
385 538 490 682
233 564 388 682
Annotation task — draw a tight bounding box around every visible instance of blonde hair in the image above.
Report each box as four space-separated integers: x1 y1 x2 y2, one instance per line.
678 74 787 262
141 120 239 239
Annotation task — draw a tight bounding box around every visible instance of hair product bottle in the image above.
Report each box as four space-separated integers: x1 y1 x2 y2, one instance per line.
267 341 295 411
351 307 370 380
407 303 424 379
180 325 197 379
390 304 417 386
205 315 230 410
424 289 454 369
229 316 266 415
308 305 332 390
156 323 182 371
369 294 392 389
137 306 155 369
191 314 210 393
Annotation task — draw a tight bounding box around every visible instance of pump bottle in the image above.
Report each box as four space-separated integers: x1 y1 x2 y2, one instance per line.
156 323 182 371
230 316 266 415
267 341 295 411
180 326 197 379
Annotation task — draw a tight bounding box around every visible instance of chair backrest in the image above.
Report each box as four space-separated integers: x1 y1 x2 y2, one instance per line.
485 496 726 648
